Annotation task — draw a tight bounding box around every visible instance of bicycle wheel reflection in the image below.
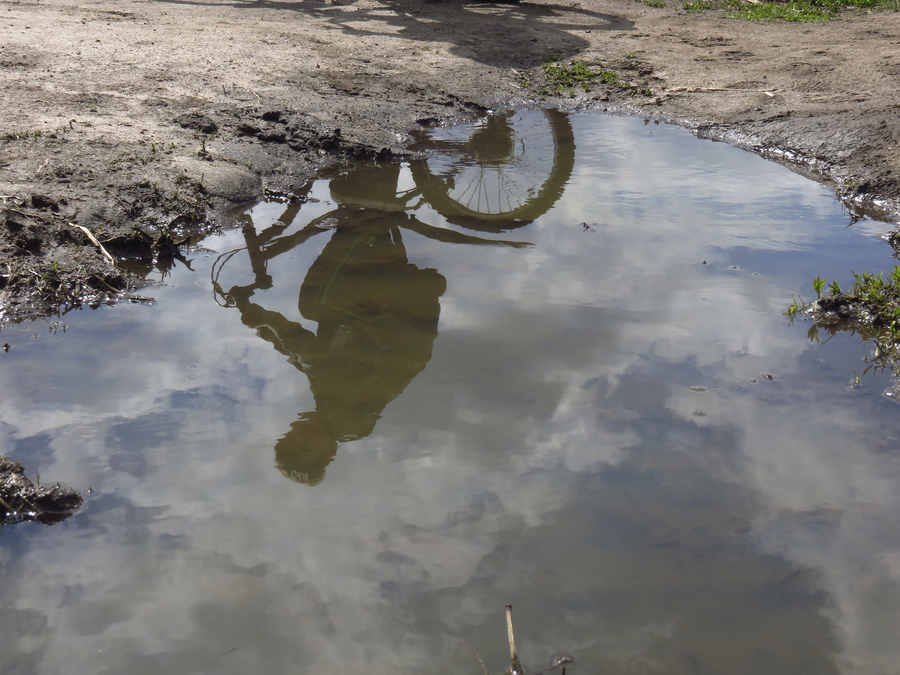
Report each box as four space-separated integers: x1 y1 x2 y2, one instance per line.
408 109 575 232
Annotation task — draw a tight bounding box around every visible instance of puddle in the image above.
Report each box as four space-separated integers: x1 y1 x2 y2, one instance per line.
3 111 900 675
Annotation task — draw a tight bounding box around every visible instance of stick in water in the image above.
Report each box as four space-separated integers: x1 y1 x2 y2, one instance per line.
506 604 523 675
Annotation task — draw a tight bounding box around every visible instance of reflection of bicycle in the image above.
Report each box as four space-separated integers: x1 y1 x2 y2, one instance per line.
209 110 575 485
407 109 575 232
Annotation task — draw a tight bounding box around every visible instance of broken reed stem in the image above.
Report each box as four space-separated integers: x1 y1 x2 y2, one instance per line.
506 604 523 675
505 604 516 661
69 222 116 264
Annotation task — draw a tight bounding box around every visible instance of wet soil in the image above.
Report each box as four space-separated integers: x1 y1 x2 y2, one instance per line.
0 457 82 526
2 0 900 320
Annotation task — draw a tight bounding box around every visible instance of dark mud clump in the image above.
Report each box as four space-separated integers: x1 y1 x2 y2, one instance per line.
798 286 900 396
0 457 83 526
0 185 215 320
808 293 877 325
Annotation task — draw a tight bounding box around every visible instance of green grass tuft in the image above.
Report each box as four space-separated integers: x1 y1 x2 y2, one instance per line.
535 57 651 98
542 58 604 93
686 0 900 21
787 265 900 376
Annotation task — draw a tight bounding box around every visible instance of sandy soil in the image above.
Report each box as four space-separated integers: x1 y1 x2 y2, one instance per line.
2 0 900 318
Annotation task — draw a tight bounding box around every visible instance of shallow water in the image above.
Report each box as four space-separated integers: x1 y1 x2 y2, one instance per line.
2 111 900 675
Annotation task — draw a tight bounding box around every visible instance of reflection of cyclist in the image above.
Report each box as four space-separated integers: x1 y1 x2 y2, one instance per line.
230 210 445 484
214 164 529 485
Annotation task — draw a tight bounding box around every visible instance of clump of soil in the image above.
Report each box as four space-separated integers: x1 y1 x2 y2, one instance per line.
0 458 83 526
797 280 900 391
0 188 208 318
809 292 879 325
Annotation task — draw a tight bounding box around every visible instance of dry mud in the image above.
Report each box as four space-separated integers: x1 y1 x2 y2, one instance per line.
2 0 900 319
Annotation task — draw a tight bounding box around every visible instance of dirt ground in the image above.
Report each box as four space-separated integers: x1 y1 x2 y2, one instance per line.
2 0 900 319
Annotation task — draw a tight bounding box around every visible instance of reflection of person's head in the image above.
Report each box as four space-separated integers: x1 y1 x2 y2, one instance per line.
274 412 338 486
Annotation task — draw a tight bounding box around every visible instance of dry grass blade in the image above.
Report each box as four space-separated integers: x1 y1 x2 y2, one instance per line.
69 222 117 264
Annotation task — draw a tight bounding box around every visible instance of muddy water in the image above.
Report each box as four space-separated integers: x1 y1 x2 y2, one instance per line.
3 111 900 675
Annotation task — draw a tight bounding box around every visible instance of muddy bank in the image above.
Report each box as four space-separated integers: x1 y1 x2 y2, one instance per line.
0 457 82 526
2 0 900 320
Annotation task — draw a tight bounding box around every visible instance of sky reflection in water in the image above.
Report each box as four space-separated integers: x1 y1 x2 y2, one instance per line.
2 112 900 675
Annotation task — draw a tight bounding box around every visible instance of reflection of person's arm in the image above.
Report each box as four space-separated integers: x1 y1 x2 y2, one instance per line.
238 303 318 362
403 218 532 248
253 206 362 260
255 221 327 260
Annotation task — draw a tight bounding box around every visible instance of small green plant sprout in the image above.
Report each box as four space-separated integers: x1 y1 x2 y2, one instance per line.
785 294 803 320
829 280 842 296
195 134 211 157
625 53 638 59
813 275 826 298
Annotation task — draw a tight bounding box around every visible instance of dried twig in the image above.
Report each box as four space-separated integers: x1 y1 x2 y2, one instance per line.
68 222 116 264
8 208 35 218
93 275 123 293
665 86 777 97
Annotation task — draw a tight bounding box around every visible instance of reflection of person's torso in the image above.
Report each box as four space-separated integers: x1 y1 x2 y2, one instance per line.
294 214 446 440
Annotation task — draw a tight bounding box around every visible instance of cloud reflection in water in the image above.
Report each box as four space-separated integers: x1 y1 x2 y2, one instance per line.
1 113 899 675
